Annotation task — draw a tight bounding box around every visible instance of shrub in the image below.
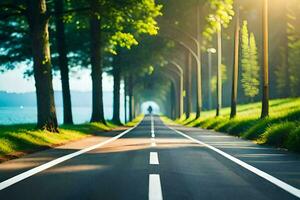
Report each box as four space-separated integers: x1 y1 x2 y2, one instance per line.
259 122 297 147
286 126 300 152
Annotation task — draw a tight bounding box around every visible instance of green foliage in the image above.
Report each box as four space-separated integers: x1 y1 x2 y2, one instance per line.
241 21 260 99
210 64 227 93
275 1 300 97
286 126 300 152
173 98 300 151
203 0 234 44
288 40 300 96
105 0 162 54
258 122 297 147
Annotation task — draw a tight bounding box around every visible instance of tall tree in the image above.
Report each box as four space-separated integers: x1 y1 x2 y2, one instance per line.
112 54 122 124
27 0 59 131
89 0 106 123
230 1 240 118
261 0 269 118
203 0 234 116
54 0 73 124
241 21 260 101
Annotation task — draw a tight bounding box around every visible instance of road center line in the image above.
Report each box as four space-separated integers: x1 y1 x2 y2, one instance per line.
151 115 155 135
149 174 163 200
0 120 142 191
150 152 159 165
167 125 300 198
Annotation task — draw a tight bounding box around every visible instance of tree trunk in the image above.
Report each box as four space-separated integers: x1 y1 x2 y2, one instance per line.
196 3 202 118
54 0 73 124
230 4 240 119
124 77 127 123
261 0 269 118
216 25 222 117
170 81 176 119
129 75 134 121
185 52 192 119
90 0 106 124
112 61 122 124
27 0 58 132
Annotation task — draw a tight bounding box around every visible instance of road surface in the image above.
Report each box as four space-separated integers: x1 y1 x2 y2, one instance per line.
0 115 299 199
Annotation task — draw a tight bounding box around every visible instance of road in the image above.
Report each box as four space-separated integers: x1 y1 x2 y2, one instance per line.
0 115 299 200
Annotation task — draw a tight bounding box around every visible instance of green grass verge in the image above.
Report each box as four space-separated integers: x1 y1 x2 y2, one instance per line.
175 98 300 152
0 122 114 160
125 115 145 127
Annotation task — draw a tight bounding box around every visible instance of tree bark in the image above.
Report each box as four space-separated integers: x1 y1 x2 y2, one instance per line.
185 52 192 119
261 0 269 118
230 3 240 119
124 77 127 123
216 25 222 117
170 81 176 119
129 75 134 121
54 0 73 124
89 0 106 124
112 60 122 124
196 3 202 118
27 0 58 132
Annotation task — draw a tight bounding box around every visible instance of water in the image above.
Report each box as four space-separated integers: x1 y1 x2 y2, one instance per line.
0 106 124 125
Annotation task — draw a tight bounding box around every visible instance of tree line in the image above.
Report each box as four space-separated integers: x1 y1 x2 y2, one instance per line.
1 0 300 131
0 0 161 132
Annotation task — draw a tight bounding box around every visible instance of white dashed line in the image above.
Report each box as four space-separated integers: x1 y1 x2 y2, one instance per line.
149 174 163 200
150 152 159 165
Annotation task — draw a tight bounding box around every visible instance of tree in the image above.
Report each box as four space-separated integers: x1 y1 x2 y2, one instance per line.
27 0 59 131
88 0 161 123
230 1 240 118
261 0 269 118
54 0 73 124
241 21 260 101
203 0 234 116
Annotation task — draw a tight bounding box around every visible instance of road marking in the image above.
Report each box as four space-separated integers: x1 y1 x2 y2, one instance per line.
149 174 163 200
150 152 159 165
167 125 300 198
151 133 155 138
0 120 142 191
151 142 157 147
151 115 155 135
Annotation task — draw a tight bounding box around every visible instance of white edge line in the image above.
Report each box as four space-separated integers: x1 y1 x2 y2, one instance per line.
167 125 300 198
0 118 143 191
149 174 163 200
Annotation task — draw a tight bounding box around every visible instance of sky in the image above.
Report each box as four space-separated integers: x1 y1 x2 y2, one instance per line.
0 65 114 93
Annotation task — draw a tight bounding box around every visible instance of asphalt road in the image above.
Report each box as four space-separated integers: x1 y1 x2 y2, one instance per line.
0 115 299 200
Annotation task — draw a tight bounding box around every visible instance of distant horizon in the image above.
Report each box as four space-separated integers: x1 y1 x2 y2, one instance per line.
0 64 115 93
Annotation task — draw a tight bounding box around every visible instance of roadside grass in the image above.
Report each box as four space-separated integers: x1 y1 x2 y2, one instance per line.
0 123 113 159
175 98 300 152
0 115 144 161
125 114 145 127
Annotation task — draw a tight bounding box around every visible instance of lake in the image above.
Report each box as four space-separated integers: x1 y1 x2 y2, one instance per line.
0 106 125 125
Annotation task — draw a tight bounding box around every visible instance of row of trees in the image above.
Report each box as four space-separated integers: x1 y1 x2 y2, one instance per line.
0 0 162 131
1 0 300 130
136 0 300 120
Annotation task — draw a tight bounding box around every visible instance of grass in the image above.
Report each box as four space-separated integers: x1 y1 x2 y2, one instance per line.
125 114 145 127
0 123 111 160
174 98 300 152
0 115 144 161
